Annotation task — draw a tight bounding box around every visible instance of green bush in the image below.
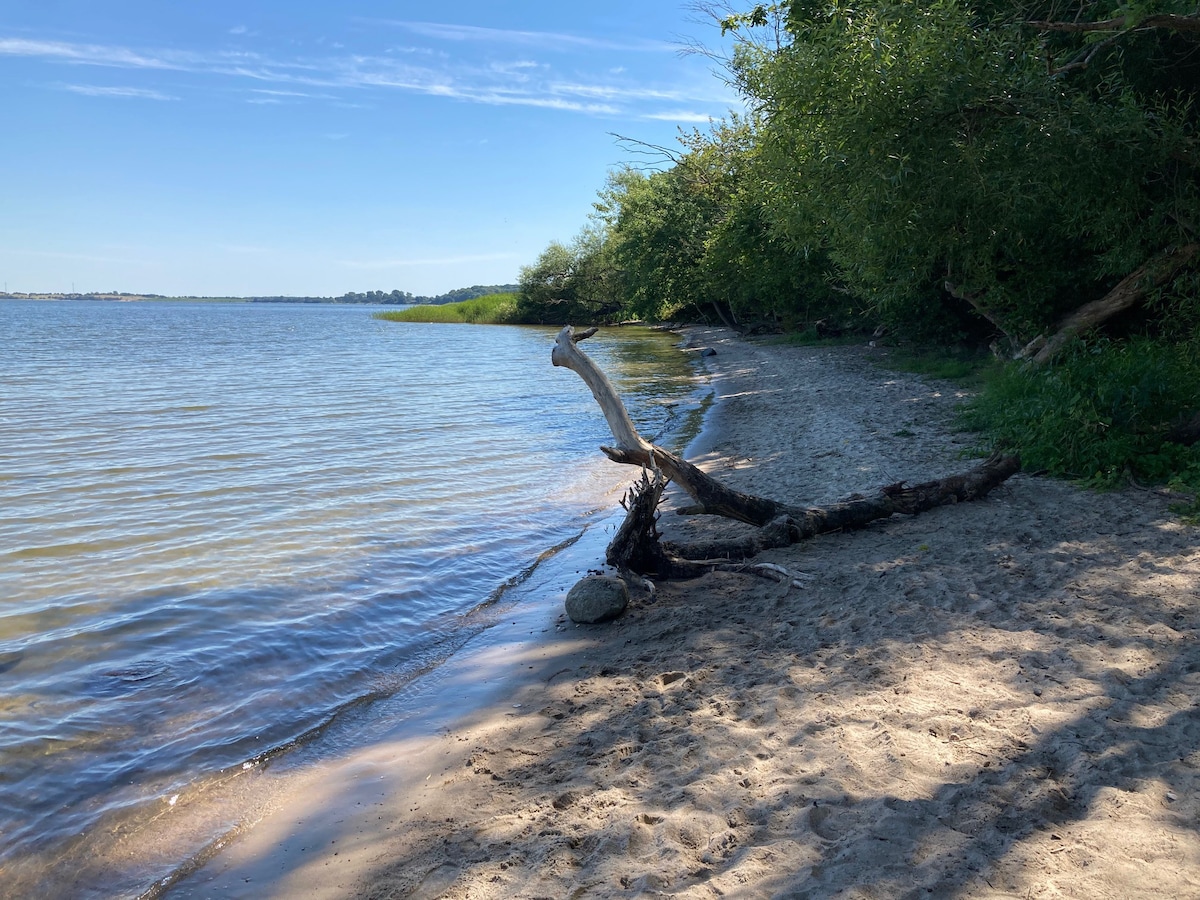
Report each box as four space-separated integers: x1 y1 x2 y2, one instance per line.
962 338 1200 494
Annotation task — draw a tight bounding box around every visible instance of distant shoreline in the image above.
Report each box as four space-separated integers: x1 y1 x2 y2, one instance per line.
0 284 519 306
1 293 391 304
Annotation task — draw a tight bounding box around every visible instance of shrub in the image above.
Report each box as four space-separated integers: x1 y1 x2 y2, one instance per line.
962 337 1200 492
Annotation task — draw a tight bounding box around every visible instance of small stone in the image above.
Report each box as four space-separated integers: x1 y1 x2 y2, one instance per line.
565 575 629 624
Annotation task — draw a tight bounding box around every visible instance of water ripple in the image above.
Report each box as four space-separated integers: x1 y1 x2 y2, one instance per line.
0 300 701 892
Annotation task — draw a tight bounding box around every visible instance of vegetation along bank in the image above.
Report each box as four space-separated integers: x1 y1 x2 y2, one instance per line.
383 2 1200 509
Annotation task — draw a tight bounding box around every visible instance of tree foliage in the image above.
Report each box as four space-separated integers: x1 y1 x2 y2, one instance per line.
519 0 1197 345
748 0 1199 342
511 1 1200 491
516 230 622 325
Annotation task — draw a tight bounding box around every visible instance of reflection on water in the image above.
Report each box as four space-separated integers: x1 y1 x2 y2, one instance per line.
0 301 701 896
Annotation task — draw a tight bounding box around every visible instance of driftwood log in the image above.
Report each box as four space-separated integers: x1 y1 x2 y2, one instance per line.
1018 243 1199 366
552 325 1020 580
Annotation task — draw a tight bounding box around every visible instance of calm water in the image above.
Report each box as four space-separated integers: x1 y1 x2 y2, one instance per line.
0 300 700 896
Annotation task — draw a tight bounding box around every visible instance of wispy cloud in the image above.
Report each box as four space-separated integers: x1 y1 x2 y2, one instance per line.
369 20 675 53
62 83 177 100
0 37 177 69
549 81 694 103
643 110 715 123
246 87 337 104
1 27 734 120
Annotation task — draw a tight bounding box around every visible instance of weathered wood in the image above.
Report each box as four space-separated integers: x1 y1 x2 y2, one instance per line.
551 325 648 455
553 325 795 526
652 454 1021 569
1020 243 1200 365
782 453 1020 540
554 325 1021 578
606 470 817 584
606 469 671 576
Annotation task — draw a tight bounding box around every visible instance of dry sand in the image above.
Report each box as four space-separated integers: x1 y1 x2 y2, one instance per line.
173 327 1200 899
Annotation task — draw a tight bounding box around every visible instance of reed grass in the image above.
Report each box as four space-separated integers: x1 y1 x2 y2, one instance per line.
373 292 520 325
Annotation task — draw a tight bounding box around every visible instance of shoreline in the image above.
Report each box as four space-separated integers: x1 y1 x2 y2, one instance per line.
2 315 697 899
169 328 1199 899
158 327 722 899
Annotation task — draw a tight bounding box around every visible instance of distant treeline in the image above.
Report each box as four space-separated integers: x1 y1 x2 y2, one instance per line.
4 286 522 305
248 285 520 305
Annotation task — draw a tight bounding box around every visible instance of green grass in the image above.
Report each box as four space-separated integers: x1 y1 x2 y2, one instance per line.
876 345 998 386
769 328 865 348
373 292 521 325
960 337 1200 506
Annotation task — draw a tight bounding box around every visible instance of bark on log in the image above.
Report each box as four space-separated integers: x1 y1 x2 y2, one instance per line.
553 325 1021 578
552 324 795 526
622 455 1020 577
1019 243 1200 366
606 469 721 579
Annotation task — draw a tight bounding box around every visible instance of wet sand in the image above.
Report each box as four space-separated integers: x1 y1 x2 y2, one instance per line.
170 327 1200 899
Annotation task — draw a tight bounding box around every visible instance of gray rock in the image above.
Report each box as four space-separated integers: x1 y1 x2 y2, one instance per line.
565 575 629 624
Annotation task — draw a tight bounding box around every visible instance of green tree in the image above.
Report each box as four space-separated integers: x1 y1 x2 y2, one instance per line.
728 0 1199 343
516 230 621 325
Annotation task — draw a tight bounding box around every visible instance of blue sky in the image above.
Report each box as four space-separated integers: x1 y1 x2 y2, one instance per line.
0 2 740 297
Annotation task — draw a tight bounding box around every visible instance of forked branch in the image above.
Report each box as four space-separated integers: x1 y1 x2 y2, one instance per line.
552 326 1020 577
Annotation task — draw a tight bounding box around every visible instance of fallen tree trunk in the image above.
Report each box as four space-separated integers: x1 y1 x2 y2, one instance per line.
552 324 793 526
1019 243 1200 366
553 325 1021 577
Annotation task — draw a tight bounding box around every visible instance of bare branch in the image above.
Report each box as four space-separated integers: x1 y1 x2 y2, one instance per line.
1028 14 1200 34
1047 28 1129 76
609 133 684 173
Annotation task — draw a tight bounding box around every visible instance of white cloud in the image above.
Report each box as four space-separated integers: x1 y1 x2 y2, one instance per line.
370 20 674 53
248 87 337 102
550 81 689 102
62 83 177 100
0 37 176 69
642 110 715 123
2 30 734 121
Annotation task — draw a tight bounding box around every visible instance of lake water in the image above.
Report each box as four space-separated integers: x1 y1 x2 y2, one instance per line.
0 300 702 897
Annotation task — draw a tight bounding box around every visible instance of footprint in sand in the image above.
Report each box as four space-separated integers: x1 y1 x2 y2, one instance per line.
413 863 460 896
809 805 841 841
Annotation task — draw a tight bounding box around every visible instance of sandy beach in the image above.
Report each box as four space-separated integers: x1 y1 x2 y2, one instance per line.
172 327 1200 899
